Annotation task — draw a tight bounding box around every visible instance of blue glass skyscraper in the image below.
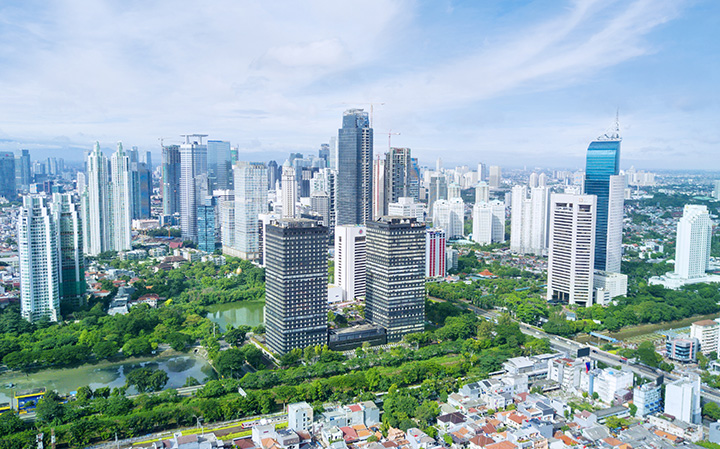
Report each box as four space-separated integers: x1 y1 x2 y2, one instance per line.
337 109 373 226
584 125 621 272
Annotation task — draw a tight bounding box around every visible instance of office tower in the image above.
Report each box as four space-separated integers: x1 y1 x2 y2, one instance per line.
477 162 488 182
18 196 60 322
219 197 235 250
179 134 208 243
318 144 330 166
425 228 446 278
372 158 386 218
584 123 622 272
488 166 502 188
547 194 597 307
475 181 489 204
664 377 701 424
335 225 367 300
265 219 328 354
633 383 662 418
267 160 279 190
448 182 461 200
428 175 448 216
162 145 181 216
529 172 539 188
366 216 425 342
197 197 216 253
52 193 85 306
233 162 268 260
675 205 712 279
132 148 152 219
140 150 152 169
85 142 111 255
311 191 330 227
328 136 337 170
281 160 297 219
472 200 505 245
110 143 133 252
432 198 464 239
388 197 424 222
0 152 16 200
207 140 232 191
15 149 31 193
337 109 373 226
384 147 415 210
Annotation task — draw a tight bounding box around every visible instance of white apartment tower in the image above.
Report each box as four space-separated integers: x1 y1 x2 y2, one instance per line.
472 200 505 245
511 185 550 255
335 225 367 300
85 142 111 255
547 194 597 307
110 142 133 251
475 181 489 204
281 160 297 219
675 205 712 279
489 166 502 188
179 134 208 243
432 198 464 239
234 162 268 261
18 196 60 322
605 175 625 273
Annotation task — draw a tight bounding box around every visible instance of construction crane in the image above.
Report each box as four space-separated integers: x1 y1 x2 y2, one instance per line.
378 130 401 149
342 102 385 127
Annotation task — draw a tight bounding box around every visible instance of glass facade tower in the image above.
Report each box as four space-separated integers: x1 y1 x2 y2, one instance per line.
337 109 373 226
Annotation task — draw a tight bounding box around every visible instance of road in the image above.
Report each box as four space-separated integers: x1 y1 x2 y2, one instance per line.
514 320 720 404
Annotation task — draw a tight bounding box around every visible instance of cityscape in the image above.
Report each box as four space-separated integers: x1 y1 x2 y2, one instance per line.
0 1 720 449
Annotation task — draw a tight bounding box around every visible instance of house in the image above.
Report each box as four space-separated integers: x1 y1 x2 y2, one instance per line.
322 426 343 446
436 412 466 430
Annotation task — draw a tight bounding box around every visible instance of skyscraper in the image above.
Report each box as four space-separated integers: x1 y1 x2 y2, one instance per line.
475 181 489 204
207 140 232 191
311 191 330 227
267 160 279 190
162 145 181 216
197 196 216 253
472 200 505 245
337 109 373 226
510 185 550 256
18 196 60 322
428 175 448 216
432 198 464 239
335 225 367 300
110 143 133 252
281 160 296 219
372 158 386 219
547 194 597 307
233 162 268 260
265 219 328 354
366 216 425 342
180 134 208 243
15 149 31 193
384 147 414 211
488 166 502 188
0 152 16 200
584 123 622 272
52 193 85 306
85 142 111 256
219 197 235 250
425 228 446 278
675 205 712 279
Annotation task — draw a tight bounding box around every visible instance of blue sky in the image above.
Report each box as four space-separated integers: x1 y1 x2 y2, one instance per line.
0 0 718 170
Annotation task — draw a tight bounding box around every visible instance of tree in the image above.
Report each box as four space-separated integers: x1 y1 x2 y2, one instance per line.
215 348 247 378
443 434 454 446
592 392 599 400
122 337 152 357
703 401 720 420
0 412 24 437
126 367 169 393
628 403 637 417
93 340 119 359
36 390 66 424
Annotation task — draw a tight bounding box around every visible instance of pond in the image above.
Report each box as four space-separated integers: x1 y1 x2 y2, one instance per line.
205 300 265 333
0 353 213 403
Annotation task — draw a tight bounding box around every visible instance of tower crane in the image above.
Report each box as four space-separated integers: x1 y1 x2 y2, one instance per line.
341 102 385 127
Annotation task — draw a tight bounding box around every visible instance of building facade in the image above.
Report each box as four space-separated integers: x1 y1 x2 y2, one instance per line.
337 109 373 226
110 143 133 252
690 320 719 355
162 145 181 216
179 134 208 243
675 205 712 279
425 228 446 278
664 377 702 424
52 193 86 306
233 162 268 260
85 142 111 256
432 198 464 239
335 225 367 301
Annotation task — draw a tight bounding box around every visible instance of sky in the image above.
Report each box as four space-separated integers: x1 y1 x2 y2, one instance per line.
0 0 718 170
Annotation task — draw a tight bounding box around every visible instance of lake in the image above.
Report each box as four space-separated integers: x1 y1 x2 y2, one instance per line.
0 353 213 403
205 300 265 332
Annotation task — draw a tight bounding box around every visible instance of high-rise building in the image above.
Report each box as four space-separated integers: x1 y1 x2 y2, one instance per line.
366 216 425 342
372 158 386 218
233 162 268 260
207 140 232 191
281 160 297 219
689 319 718 356
675 205 712 279
633 382 662 418
388 197 424 222
477 162 488 181
219 197 235 250
337 109 373 226
432 198 464 239
384 147 416 213
475 181 489 204
15 149 31 193
335 225 367 300
425 228 446 278
52 193 85 306
664 376 701 424
547 194 597 307
584 123 622 272
197 197 216 253
472 200 505 245
85 142 111 256
18 196 60 322
0 152 16 200
179 134 208 243
110 143 133 252
713 180 720 200
265 219 328 354
529 172 539 188
318 144 330 166
510 185 550 256
162 145 181 216
488 166 502 188
76 172 86 195
311 191 330 227
267 160 279 191
428 175 448 216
